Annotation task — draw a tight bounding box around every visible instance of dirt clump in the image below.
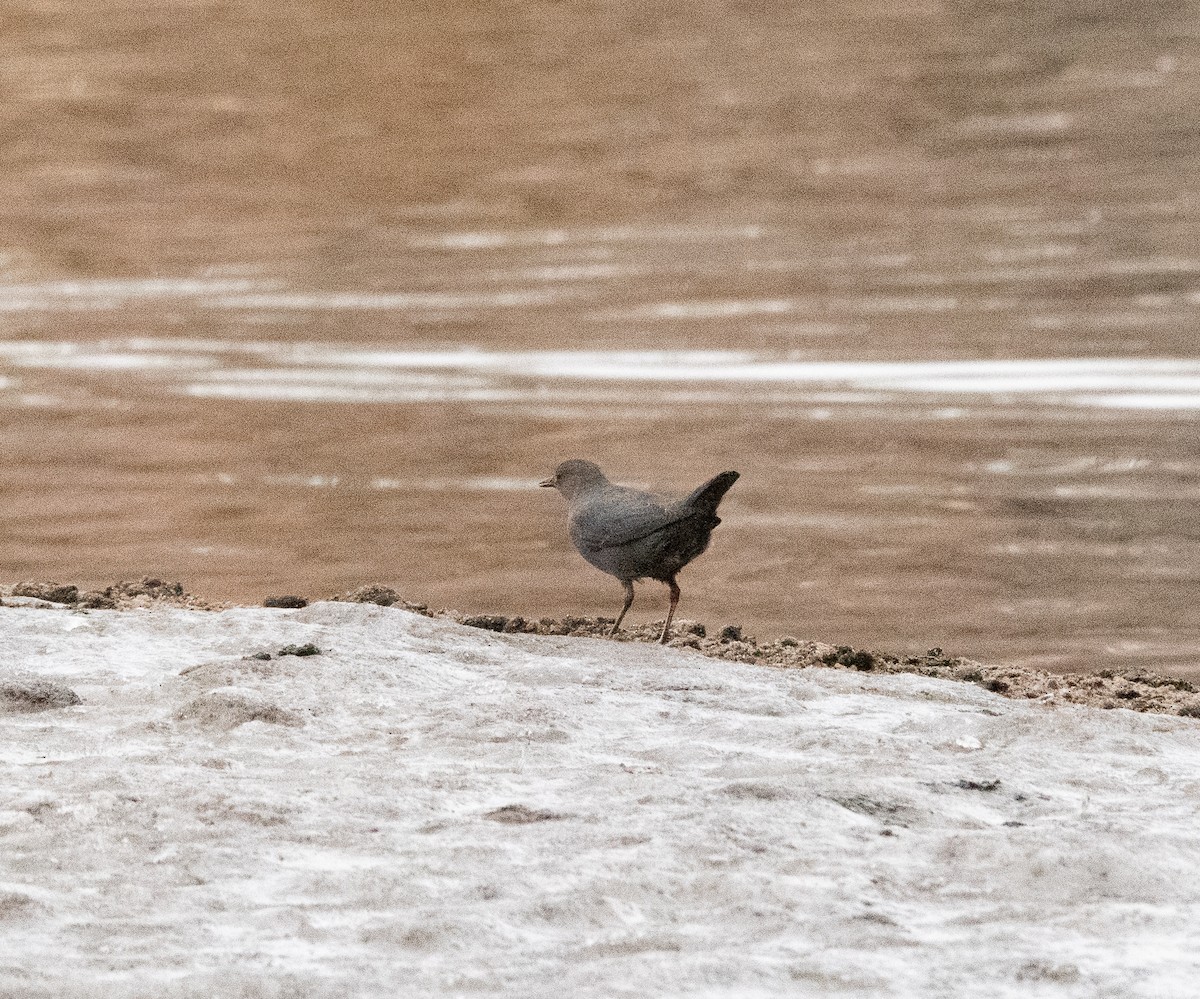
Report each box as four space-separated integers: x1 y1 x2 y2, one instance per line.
103 577 211 609
1 577 221 611
484 804 565 824
263 595 308 609
461 615 509 632
0 673 82 713
331 585 428 612
277 643 321 657
176 690 303 729
11 581 79 604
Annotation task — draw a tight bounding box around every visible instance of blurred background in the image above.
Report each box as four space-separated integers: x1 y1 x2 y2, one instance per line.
1 0 1198 675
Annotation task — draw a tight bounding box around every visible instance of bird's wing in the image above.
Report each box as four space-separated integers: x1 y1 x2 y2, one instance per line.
570 486 688 552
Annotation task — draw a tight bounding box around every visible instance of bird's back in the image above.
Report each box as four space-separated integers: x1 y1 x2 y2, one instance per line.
567 471 739 582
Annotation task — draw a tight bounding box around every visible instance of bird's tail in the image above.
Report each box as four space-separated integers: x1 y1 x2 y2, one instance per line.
682 470 739 513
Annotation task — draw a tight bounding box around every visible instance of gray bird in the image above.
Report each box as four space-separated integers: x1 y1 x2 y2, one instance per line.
540 460 739 643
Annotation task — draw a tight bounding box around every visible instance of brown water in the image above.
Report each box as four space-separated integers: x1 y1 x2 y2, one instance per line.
1 0 1199 676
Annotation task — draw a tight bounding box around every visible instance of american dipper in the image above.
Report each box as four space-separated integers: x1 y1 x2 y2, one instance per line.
540 460 739 643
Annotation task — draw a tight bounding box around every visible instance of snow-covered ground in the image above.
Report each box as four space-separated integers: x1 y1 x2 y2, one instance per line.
2 601 1199 998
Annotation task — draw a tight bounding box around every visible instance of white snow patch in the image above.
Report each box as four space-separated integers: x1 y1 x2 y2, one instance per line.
1 603 1199 996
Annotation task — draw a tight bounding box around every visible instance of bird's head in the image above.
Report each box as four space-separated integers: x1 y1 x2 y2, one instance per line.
539 459 609 499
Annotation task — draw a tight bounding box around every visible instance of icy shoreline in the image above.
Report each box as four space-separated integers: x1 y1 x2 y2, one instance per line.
2 601 1199 997
5 578 1199 717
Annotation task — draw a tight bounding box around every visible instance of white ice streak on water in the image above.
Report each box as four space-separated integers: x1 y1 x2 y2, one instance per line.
252 473 546 493
2 602 1200 997
260 473 341 489
953 112 1074 135
859 258 1200 290
184 383 538 403
0 340 219 372
4 338 1200 410
0 278 269 311
247 351 1197 409
605 299 798 319
481 263 649 282
406 223 767 250
205 289 577 310
0 279 578 314
835 294 962 313
189 367 489 386
369 476 545 491
0 349 208 371
1078 393 1200 410
194 345 1200 396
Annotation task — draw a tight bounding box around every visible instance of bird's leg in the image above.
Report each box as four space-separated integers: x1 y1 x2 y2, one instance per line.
610 580 635 636
658 579 681 644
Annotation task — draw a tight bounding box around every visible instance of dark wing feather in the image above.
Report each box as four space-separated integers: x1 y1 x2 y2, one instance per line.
570 486 687 552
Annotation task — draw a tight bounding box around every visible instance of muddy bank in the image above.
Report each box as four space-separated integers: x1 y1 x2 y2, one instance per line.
3 579 1198 718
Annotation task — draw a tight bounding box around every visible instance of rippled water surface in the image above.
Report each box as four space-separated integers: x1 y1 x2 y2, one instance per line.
1 0 1198 675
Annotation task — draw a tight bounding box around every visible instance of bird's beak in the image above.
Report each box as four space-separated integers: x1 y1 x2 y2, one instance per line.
538 477 556 488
